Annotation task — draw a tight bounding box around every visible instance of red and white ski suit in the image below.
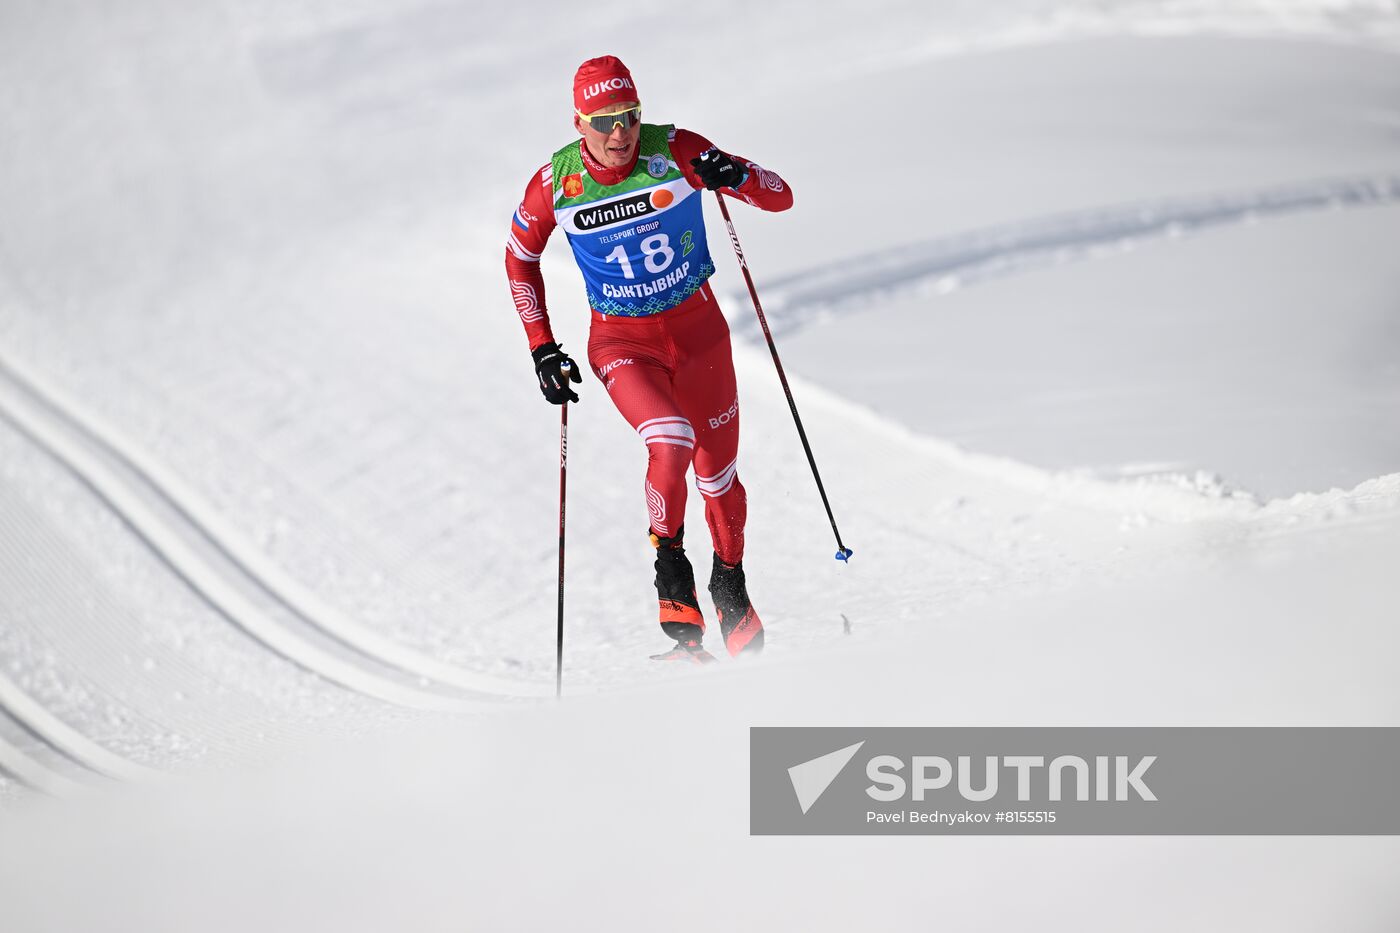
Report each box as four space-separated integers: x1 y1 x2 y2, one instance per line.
505 129 792 564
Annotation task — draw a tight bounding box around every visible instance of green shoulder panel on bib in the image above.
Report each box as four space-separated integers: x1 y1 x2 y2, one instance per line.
551 124 683 206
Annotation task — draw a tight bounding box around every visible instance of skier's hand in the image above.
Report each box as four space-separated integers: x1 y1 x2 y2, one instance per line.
532 341 582 404
691 149 748 191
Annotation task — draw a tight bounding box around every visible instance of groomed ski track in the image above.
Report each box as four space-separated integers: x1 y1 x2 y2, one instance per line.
0 350 555 799
0 353 552 706
739 174 1400 337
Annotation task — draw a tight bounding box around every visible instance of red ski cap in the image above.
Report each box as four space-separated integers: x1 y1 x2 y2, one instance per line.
573 55 639 114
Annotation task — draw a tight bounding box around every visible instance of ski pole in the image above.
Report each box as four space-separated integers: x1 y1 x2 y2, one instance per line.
713 191 853 562
556 365 570 698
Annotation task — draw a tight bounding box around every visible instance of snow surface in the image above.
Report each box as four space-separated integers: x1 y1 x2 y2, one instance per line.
1 1 1399 930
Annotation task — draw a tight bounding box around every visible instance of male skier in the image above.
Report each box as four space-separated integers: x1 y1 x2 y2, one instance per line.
504 55 793 662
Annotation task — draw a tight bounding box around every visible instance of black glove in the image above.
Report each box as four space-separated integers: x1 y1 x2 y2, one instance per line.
532 341 582 404
690 149 748 191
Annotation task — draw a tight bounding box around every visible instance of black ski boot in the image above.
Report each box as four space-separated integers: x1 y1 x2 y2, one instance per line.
649 526 713 662
709 554 765 657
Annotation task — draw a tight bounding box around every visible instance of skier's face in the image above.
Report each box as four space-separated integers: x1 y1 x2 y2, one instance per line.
576 102 642 169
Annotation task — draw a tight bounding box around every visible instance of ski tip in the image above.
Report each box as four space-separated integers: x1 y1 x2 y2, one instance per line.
835 547 854 562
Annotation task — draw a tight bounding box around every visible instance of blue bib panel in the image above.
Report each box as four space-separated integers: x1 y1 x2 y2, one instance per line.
551 131 715 316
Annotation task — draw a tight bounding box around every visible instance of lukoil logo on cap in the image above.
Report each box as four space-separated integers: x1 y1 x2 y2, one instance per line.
582 76 634 103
